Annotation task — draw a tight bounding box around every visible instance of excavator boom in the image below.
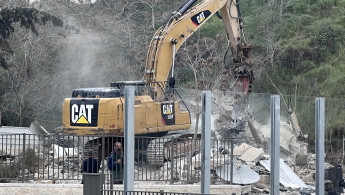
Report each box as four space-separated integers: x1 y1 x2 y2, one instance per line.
144 0 254 99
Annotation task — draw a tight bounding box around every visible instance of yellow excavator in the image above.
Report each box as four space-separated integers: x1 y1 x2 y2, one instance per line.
62 0 253 164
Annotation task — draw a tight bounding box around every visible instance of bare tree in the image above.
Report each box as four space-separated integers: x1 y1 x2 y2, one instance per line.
3 25 63 126
174 35 229 182
0 5 63 127
139 0 155 29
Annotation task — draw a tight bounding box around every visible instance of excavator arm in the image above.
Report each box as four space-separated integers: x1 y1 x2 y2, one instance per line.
144 0 254 100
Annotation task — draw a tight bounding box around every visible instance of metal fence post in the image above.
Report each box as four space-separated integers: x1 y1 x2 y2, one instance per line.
102 134 105 174
230 140 234 185
270 95 280 195
124 86 135 193
22 133 26 183
201 91 211 194
315 98 325 195
341 135 345 168
101 133 106 193
110 173 114 193
170 137 175 184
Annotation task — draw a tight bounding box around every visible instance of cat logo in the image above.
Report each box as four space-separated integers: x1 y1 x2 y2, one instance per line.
162 104 173 115
161 103 175 126
197 12 205 23
70 99 99 127
71 104 94 124
191 10 211 26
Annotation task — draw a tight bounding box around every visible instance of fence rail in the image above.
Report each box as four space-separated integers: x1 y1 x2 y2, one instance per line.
101 190 206 195
0 133 238 184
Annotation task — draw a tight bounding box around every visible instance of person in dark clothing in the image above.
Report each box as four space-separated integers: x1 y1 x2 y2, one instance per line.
81 151 100 184
83 151 100 173
108 142 124 184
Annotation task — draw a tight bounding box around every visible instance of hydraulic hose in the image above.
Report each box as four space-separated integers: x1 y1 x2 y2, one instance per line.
176 0 198 16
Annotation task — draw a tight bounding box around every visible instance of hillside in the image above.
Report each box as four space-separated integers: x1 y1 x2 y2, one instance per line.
0 0 344 152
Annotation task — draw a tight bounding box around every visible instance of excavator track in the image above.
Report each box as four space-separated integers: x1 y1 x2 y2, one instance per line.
146 132 199 166
79 132 199 167
146 139 166 166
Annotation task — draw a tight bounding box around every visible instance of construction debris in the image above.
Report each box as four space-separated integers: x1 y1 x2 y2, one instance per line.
259 159 308 189
29 121 50 135
247 118 267 148
233 143 264 163
215 162 260 184
259 122 304 159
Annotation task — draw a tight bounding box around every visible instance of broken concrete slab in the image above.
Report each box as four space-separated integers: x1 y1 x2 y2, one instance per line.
255 174 270 186
300 143 308 155
295 154 308 166
247 118 267 147
233 143 264 163
260 122 301 156
30 120 50 135
260 159 308 189
301 172 314 185
216 162 260 184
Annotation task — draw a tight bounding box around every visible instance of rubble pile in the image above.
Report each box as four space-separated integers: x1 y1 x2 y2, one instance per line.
207 92 345 194
149 136 344 194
